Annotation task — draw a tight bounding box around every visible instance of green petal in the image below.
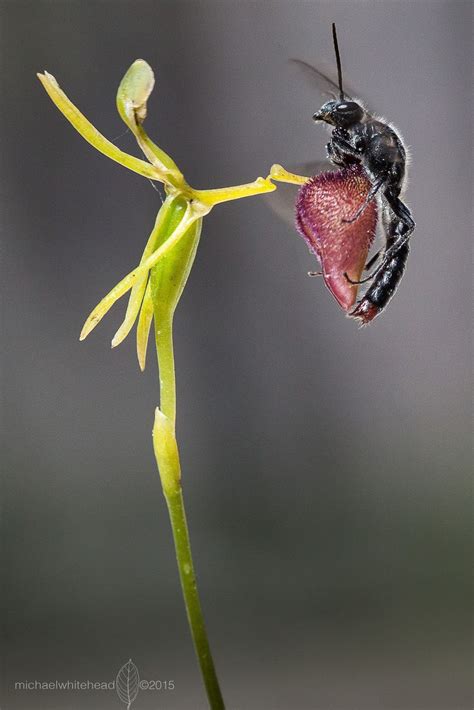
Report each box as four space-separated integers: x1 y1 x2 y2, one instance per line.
80 201 205 341
111 195 180 348
136 281 154 371
37 71 164 182
116 60 184 185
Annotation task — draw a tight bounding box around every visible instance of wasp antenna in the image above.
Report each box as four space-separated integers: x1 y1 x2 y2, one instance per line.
331 22 345 101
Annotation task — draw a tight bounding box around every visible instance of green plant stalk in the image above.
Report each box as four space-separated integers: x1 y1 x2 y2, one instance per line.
154 314 177 423
153 314 225 710
151 209 224 710
166 487 224 710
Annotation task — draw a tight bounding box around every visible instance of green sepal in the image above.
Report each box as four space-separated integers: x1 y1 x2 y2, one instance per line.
149 197 202 322
116 59 182 180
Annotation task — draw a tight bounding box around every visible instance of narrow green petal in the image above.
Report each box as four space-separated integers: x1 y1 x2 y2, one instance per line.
111 195 177 348
191 176 276 207
110 274 148 349
80 203 204 341
116 60 184 186
136 281 154 371
134 125 184 187
37 71 163 182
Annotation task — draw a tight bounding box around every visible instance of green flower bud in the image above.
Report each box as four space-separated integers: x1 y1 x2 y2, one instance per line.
116 59 155 129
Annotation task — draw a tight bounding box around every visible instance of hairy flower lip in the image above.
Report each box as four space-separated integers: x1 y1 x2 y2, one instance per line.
295 165 377 311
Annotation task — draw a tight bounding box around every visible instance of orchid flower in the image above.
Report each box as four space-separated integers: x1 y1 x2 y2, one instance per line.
38 60 275 371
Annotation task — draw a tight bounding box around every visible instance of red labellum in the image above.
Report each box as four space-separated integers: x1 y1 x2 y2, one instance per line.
295 165 377 311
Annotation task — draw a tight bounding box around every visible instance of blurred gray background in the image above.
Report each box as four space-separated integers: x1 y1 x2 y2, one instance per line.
2 1 472 709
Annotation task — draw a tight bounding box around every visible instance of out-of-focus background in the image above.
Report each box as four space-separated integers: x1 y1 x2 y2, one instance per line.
2 2 472 709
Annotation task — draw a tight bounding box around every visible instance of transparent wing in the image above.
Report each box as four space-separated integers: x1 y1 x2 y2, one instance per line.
289 59 368 108
266 160 330 227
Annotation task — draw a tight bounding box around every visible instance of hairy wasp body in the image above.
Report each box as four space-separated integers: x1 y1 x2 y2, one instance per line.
313 24 415 323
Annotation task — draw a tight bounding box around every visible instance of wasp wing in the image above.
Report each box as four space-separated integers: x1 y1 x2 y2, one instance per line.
289 59 368 108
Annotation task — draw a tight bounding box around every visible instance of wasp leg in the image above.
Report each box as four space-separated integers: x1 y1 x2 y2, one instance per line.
365 249 382 271
344 271 374 285
331 133 363 159
343 243 383 286
346 192 414 288
384 189 414 232
381 189 415 260
342 175 385 224
345 253 392 285
326 142 345 167
349 226 413 288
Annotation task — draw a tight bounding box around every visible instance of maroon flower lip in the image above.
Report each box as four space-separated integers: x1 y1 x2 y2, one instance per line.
295 164 377 311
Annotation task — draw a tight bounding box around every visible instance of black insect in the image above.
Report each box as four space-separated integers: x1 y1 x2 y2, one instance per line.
308 23 415 323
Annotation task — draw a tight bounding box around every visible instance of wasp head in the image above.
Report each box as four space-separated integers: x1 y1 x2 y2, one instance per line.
313 100 364 128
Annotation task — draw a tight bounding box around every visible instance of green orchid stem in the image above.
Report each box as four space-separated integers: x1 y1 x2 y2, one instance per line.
165 487 224 710
153 312 225 710
154 313 177 423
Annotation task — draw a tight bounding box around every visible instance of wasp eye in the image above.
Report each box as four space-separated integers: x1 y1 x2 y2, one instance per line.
337 101 356 113
335 101 364 124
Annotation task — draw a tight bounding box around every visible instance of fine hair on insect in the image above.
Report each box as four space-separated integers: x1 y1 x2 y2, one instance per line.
311 23 415 324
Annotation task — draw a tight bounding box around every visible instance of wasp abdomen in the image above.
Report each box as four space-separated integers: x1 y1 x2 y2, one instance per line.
350 241 409 324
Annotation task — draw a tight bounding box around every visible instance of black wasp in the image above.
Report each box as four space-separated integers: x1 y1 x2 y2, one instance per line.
294 23 415 323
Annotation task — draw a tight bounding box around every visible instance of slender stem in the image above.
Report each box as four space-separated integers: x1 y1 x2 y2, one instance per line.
153 312 225 710
165 487 224 710
155 313 177 424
